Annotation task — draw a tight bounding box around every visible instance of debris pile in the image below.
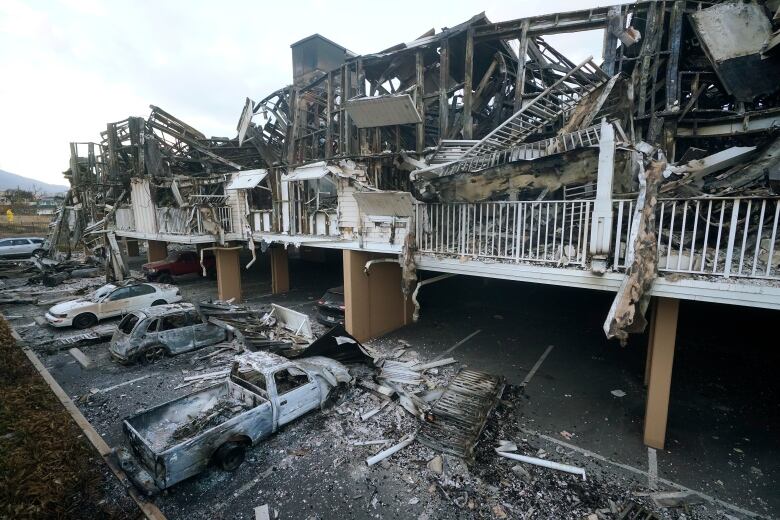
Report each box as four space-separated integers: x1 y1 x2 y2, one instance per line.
199 300 313 352
303 339 670 519
169 397 253 445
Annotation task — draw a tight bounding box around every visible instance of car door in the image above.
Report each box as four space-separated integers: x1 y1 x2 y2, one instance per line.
17 239 34 255
98 286 134 318
127 283 158 310
0 239 13 257
156 312 195 354
272 367 320 426
9 239 30 256
188 310 225 348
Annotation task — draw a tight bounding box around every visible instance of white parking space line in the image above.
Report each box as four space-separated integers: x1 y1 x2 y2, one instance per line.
520 345 555 388
95 374 154 393
432 329 482 362
213 466 274 512
519 427 761 519
648 447 658 490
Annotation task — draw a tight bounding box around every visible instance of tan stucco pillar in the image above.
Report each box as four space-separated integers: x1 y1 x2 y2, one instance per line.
215 247 242 302
644 297 680 449
343 250 413 342
270 245 290 294
146 240 168 262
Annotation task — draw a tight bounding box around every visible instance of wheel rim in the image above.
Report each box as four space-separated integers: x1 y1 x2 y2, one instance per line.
226 453 240 469
75 315 94 328
144 347 165 363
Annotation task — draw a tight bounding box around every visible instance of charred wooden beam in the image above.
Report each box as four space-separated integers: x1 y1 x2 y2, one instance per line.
416 50 425 153
463 27 475 139
664 0 685 112
513 20 530 113
439 38 450 139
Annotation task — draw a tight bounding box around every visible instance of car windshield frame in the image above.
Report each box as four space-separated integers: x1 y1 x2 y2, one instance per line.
118 313 141 335
91 284 117 302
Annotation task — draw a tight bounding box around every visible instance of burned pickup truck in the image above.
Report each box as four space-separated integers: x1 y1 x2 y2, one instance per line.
117 351 351 493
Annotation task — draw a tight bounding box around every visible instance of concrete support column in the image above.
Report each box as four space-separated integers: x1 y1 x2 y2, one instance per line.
644 297 680 449
124 239 140 257
215 248 242 302
147 240 168 263
270 245 290 295
343 250 413 342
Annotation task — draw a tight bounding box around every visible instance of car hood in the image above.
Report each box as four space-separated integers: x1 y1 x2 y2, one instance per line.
296 356 352 385
50 299 92 314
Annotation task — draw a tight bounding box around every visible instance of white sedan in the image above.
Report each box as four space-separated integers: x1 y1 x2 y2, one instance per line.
45 282 183 329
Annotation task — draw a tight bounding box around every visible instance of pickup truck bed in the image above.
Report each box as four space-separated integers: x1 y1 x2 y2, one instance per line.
122 380 272 492
128 384 257 452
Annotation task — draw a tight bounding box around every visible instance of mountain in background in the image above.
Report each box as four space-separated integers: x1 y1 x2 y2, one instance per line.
0 169 68 194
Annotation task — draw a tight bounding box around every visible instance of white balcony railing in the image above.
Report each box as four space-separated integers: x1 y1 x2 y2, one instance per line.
155 207 191 234
613 197 780 280
416 200 593 267
209 206 234 234
416 197 780 281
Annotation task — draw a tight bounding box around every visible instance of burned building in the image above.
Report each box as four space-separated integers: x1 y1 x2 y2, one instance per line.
50 0 780 452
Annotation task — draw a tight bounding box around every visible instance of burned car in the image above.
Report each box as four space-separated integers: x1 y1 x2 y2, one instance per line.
315 286 345 326
117 350 351 493
109 303 228 363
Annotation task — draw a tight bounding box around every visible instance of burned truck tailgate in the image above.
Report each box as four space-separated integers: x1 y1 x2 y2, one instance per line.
418 369 505 460
121 379 272 493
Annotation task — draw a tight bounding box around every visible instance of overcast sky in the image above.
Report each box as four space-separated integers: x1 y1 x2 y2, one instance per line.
0 0 603 186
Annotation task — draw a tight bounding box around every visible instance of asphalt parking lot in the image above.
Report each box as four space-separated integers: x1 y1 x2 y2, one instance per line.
2 250 777 519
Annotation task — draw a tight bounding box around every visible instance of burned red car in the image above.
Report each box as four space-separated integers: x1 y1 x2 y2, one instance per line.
142 250 215 284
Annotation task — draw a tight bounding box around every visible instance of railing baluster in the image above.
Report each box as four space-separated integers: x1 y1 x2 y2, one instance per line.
528 204 534 259
737 200 752 275
444 204 449 252
536 203 542 259
491 204 497 257
700 201 712 273
472 203 477 256
552 202 558 262
677 201 688 271
440 204 444 253
655 202 665 271
688 201 699 272
766 201 779 277
582 201 591 265
751 200 766 277
434 204 438 253
576 201 584 263
568 200 575 260
505 204 511 258
713 201 725 274
514 203 521 262
521 202 527 259
561 202 567 264
723 199 741 278
451 204 456 253
543 203 549 260
665 202 676 271
614 201 624 269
